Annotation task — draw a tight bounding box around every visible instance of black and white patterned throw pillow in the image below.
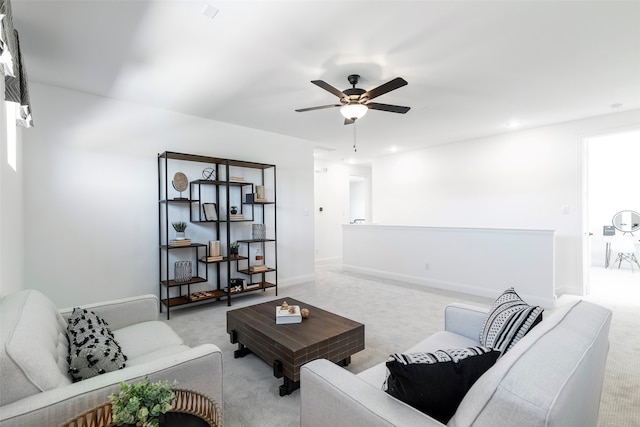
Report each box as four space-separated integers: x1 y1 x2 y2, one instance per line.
479 287 543 354
383 346 500 423
66 308 127 381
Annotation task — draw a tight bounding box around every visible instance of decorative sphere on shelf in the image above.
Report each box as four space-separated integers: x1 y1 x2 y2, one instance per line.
301 308 310 318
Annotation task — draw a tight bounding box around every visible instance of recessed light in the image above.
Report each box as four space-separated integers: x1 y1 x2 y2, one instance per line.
314 145 336 152
506 121 521 129
202 4 219 19
610 103 624 109
389 145 398 153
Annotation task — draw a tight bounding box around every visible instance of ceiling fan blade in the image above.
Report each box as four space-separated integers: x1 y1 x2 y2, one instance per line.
366 102 410 114
344 118 355 125
364 77 408 101
295 104 341 113
311 80 347 99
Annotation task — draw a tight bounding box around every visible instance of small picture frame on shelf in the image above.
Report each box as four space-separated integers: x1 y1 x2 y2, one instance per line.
203 203 218 221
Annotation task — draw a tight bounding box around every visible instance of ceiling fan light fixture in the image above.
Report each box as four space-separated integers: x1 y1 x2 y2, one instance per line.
340 103 368 120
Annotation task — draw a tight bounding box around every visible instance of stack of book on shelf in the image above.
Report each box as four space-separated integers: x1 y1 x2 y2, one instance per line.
229 214 245 221
255 185 267 203
250 264 269 273
202 255 223 262
169 239 191 247
229 177 245 182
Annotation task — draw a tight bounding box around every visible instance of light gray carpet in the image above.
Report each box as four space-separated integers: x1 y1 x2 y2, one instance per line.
164 264 639 427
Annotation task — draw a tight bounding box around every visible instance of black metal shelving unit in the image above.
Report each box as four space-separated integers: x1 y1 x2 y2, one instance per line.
158 151 277 318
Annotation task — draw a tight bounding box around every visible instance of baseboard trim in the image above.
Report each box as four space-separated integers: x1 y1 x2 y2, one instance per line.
277 274 315 287
342 264 557 309
315 256 342 265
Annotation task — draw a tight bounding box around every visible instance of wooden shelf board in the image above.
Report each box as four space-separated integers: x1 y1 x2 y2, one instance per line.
226 281 276 295
237 267 276 275
199 255 248 264
188 290 225 302
161 277 208 287
163 243 207 249
159 199 197 204
159 152 274 170
161 295 190 307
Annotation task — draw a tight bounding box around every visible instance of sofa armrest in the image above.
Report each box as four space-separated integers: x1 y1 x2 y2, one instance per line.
59 294 159 330
301 359 445 427
444 303 489 342
0 344 223 427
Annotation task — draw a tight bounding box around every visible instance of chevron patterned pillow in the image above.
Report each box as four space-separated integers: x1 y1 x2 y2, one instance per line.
479 287 543 354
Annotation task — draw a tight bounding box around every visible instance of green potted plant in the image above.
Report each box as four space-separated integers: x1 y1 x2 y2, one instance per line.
230 241 240 256
109 377 177 427
171 221 188 240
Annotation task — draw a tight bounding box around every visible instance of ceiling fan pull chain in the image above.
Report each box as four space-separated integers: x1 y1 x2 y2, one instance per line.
353 121 357 152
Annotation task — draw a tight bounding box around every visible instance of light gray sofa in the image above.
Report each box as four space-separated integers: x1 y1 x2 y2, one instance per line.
0 289 223 427
301 299 612 427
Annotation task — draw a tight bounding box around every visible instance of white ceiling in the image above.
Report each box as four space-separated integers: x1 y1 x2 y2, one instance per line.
11 0 640 163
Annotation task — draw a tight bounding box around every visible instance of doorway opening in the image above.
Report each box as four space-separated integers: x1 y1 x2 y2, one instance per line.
349 175 367 224
584 128 640 296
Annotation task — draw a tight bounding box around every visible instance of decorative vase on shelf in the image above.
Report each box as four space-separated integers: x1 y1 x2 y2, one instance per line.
174 261 192 283
252 224 266 240
171 221 188 240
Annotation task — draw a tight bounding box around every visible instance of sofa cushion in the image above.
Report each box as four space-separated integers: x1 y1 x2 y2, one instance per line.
479 287 543 354
383 347 500 424
451 300 612 427
358 330 480 388
0 289 72 406
112 321 184 361
126 344 192 366
67 308 127 381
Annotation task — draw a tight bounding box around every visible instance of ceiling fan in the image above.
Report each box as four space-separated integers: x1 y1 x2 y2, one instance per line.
295 74 410 124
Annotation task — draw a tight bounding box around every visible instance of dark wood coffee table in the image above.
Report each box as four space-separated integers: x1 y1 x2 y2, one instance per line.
227 297 365 396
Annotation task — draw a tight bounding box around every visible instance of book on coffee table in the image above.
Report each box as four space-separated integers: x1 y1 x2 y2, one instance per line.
276 305 302 324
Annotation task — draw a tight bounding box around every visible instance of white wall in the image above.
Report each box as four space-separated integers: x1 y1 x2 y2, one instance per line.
0 78 24 297
344 225 556 307
313 159 349 263
21 83 315 308
372 109 640 296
